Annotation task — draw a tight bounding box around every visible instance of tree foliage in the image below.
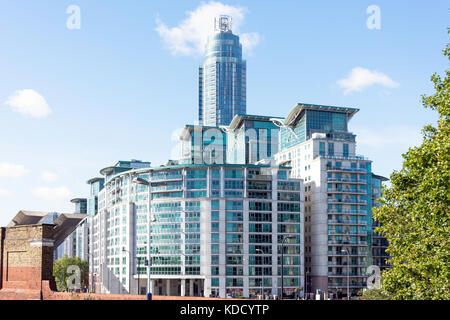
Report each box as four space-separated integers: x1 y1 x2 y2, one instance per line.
53 255 89 292
358 288 391 300
373 32 450 300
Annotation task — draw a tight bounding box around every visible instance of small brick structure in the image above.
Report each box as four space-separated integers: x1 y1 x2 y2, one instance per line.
0 224 58 300
0 214 226 301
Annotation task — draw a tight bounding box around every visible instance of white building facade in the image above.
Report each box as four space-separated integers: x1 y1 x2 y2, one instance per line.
88 162 304 298
275 103 384 299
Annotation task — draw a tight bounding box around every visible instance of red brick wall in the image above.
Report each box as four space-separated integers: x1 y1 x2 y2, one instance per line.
0 227 4 290
40 281 230 300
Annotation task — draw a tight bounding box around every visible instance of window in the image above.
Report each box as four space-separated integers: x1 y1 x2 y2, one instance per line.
277 171 287 180
343 143 349 157
211 211 219 221
328 143 334 156
211 222 219 232
225 169 243 179
319 142 325 155
226 212 243 221
226 201 243 210
249 202 272 211
211 278 219 287
211 201 220 210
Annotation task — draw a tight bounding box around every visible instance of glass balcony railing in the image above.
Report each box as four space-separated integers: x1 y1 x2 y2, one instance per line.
328 219 367 225
327 199 367 205
327 188 367 194
327 240 368 246
327 177 367 184
327 209 367 215
327 166 367 173
328 250 367 256
327 230 368 236
327 272 367 277
151 174 183 182
247 174 272 180
327 261 367 267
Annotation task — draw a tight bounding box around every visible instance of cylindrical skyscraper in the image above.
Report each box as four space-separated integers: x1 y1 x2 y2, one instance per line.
199 15 247 127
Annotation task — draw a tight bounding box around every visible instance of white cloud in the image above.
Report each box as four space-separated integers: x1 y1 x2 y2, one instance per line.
31 186 71 202
337 67 399 95
5 89 52 118
352 124 423 150
156 1 259 56
0 188 9 196
0 162 30 178
41 170 59 183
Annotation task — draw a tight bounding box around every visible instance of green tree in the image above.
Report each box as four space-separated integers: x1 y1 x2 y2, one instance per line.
358 288 391 300
53 255 89 292
373 32 450 300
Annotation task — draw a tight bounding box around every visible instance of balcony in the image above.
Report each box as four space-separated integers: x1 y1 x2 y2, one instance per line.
328 219 367 226
327 261 367 267
327 209 367 215
327 199 367 205
328 240 368 246
151 186 183 192
327 166 367 173
247 174 272 181
327 230 368 236
327 177 367 184
328 251 367 256
318 154 368 161
151 175 183 182
327 188 367 195
327 284 366 289
327 272 367 278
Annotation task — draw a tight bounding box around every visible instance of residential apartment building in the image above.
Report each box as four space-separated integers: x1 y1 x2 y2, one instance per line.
371 174 390 271
274 103 387 299
88 161 304 298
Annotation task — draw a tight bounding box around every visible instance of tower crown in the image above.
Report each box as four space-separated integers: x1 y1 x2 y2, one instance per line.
215 15 232 33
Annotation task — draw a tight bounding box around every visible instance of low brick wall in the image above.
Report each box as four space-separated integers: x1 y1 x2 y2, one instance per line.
33 281 227 300
0 227 4 291
44 292 228 300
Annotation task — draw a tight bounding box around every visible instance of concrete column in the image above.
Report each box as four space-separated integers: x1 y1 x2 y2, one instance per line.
181 279 186 296
150 279 155 294
189 279 194 296
166 279 171 296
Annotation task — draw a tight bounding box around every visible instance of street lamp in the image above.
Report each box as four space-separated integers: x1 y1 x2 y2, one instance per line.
133 176 152 301
341 249 350 300
281 235 296 300
305 270 310 300
255 249 264 300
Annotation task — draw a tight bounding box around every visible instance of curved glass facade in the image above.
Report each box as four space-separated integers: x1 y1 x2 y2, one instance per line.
88 162 303 298
199 18 246 127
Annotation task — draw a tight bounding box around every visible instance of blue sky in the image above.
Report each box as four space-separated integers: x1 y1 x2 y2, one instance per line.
0 0 448 226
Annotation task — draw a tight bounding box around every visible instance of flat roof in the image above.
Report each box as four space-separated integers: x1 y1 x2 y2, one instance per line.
99 166 132 176
70 198 87 203
86 177 104 185
284 103 360 127
228 114 284 130
372 173 389 182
